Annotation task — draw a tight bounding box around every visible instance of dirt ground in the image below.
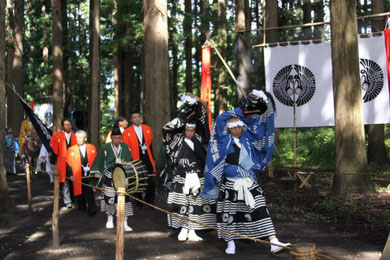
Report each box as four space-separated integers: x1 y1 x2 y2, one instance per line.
0 172 386 260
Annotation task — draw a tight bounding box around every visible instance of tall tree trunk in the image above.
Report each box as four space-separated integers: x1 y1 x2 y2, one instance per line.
184 0 192 93
313 0 324 40
6 0 14 129
123 50 133 120
42 4 50 94
0 0 14 213
235 0 251 99
170 1 179 117
330 0 374 194
51 0 64 128
214 0 228 117
264 0 278 45
112 0 119 118
302 0 312 40
143 0 170 160
89 0 100 147
366 0 389 164
7 0 24 134
62 0 71 117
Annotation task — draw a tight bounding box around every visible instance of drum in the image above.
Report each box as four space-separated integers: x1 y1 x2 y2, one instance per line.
112 160 149 194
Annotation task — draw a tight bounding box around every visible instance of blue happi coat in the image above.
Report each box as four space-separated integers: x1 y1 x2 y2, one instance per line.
201 101 275 199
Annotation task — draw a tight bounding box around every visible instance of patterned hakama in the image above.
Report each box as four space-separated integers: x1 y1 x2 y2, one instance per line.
101 169 133 217
167 175 216 230
216 178 275 241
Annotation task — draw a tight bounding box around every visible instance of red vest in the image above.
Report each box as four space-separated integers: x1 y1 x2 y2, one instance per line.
50 131 76 183
122 124 156 174
66 144 97 196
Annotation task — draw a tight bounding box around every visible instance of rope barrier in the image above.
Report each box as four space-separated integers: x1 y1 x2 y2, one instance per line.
64 175 333 259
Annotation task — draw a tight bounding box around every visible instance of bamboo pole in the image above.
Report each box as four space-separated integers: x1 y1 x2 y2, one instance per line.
292 78 297 168
25 163 32 211
115 187 126 260
52 170 60 248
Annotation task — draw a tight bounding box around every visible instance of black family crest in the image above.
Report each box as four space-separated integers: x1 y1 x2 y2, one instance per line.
272 64 316 107
360 58 384 103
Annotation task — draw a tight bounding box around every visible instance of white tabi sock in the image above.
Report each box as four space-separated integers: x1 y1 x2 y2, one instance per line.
270 238 291 254
225 240 236 254
178 228 188 241
106 215 114 229
187 230 203 241
124 217 133 232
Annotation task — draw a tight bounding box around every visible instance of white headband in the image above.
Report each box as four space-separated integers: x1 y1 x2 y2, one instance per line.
185 123 196 128
226 120 244 129
251 89 268 102
181 94 197 105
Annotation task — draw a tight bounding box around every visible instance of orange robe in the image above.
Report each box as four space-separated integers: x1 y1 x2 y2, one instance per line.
66 144 97 196
122 124 156 174
105 130 112 144
19 119 31 155
50 131 76 183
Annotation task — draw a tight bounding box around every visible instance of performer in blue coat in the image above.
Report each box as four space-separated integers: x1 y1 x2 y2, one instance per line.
201 89 290 254
5 129 19 175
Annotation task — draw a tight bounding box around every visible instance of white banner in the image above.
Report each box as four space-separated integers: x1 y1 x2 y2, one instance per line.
34 103 53 126
264 34 390 128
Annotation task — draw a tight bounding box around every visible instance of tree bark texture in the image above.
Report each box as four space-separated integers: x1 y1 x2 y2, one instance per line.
330 0 374 194
235 0 251 99
170 1 178 118
184 0 192 93
5 0 13 129
62 0 71 117
7 0 24 134
366 0 389 164
214 0 228 117
112 0 119 118
143 0 170 160
0 0 15 213
313 0 324 40
89 0 100 147
302 0 312 40
51 0 64 129
264 0 278 43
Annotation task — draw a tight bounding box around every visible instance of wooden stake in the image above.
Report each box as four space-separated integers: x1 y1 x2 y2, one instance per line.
290 243 317 260
268 162 274 178
25 163 32 211
381 233 390 260
115 187 126 260
52 170 60 248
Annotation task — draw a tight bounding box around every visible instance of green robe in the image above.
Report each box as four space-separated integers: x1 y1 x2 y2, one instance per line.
90 142 133 216
89 142 132 188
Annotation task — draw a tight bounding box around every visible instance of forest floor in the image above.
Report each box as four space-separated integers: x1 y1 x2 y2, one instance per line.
0 170 388 260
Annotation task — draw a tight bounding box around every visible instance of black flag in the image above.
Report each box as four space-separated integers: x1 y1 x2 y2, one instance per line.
7 84 53 154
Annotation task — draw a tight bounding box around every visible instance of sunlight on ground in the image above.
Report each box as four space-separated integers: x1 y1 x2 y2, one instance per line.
25 231 46 242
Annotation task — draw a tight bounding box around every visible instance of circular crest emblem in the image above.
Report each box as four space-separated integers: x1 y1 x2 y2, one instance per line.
360 58 383 103
273 64 316 106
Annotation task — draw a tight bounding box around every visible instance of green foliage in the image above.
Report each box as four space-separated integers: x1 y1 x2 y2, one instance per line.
273 127 335 168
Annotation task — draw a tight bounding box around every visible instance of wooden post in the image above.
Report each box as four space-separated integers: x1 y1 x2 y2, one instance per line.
290 243 317 260
381 233 390 260
268 162 274 178
115 187 126 260
52 170 60 248
25 163 32 211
